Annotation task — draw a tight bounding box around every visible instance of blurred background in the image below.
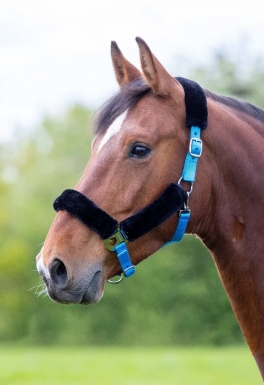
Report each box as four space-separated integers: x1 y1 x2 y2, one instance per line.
1 1 264 383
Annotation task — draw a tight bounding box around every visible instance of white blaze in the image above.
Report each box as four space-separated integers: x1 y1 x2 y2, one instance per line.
97 110 127 152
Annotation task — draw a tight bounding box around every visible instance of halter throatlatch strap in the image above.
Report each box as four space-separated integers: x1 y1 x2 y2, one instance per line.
53 183 187 242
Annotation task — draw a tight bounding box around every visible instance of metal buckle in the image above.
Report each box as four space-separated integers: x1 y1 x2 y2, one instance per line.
104 227 128 251
189 138 202 158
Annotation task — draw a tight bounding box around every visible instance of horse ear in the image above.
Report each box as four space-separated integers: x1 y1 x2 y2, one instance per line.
136 37 180 96
111 41 142 88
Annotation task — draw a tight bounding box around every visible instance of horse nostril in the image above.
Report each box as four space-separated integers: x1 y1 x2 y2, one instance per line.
49 259 68 286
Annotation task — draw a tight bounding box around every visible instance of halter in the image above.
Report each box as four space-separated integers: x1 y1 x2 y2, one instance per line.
53 77 208 283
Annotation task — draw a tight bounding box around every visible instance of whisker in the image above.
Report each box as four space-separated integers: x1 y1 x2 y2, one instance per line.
28 278 47 298
37 287 48 298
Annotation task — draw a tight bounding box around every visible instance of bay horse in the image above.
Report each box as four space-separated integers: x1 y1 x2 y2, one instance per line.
37 37 264 379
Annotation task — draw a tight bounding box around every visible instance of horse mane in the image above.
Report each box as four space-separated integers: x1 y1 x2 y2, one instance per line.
92 78 264 136
92 78 151 135
204 90 264 123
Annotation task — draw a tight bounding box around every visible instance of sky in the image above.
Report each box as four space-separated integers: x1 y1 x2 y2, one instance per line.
1 0 264 142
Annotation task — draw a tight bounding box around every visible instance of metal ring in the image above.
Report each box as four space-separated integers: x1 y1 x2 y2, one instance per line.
107 274 124 284
178 177 193 195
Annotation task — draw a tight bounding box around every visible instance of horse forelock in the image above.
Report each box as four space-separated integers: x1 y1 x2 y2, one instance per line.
92 78 151 135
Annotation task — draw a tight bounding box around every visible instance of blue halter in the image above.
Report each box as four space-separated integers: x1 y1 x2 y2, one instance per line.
53 77 207 283
105 77 207 282
163 125 202 246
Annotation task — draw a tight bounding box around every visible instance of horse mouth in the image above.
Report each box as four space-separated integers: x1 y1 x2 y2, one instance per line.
44 268 104 305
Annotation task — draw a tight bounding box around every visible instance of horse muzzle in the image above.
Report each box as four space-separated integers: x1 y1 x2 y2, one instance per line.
37 252 104 304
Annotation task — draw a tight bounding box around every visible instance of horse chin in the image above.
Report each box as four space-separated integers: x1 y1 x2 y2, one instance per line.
79 270 105 305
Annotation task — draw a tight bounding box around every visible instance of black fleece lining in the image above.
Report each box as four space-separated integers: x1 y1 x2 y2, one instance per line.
120 183 187 241
176 77 208 130
53 184 187 242
53 189 118 239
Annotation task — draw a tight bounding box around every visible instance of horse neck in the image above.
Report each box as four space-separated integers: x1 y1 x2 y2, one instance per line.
191 98 264 377
194 99 264 242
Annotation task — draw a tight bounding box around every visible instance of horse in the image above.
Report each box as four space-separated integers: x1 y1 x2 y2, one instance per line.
36 37 264 379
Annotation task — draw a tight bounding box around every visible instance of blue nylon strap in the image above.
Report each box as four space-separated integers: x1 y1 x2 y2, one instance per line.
164 126 202 247
163 210 191 246
181 126 202 183
115 242 135 278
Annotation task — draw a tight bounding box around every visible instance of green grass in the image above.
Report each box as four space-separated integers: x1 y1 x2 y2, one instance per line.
0 346 262 384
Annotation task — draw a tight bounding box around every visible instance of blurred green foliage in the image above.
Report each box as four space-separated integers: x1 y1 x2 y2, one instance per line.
1 51 264 346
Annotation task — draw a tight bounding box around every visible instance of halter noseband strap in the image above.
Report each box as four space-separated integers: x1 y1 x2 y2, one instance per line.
53 183 187 279
53 77 208 282
53 183 187 242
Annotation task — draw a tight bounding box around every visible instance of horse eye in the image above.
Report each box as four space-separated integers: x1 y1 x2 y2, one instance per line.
130 145 151 158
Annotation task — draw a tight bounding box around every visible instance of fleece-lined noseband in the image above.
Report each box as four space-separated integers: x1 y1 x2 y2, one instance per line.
53 77 208 282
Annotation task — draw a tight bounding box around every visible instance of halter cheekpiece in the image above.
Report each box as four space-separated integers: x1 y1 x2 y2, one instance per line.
53 77 208 283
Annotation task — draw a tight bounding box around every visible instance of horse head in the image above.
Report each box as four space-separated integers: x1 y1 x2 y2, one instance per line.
36 38 205 304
